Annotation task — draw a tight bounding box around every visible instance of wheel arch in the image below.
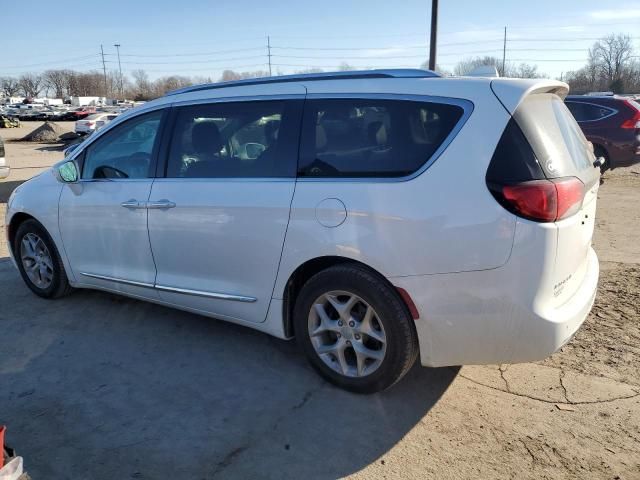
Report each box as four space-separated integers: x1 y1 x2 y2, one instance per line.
7 212 38 255
281 255 417 338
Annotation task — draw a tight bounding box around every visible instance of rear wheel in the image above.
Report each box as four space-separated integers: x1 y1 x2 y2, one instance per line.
14 219 73 299
294 264 418 393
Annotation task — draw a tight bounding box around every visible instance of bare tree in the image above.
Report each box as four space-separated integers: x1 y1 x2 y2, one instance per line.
454 56 504 76
453 56 543 78
153 75 193 96
0 77 21 97
219 70 270 82
18 73 43 98
130 69 152 99
511 63 544 79
566 33 638 94
43 69 73 98
67 71 104 97
338 62 357 71
589 34 633 82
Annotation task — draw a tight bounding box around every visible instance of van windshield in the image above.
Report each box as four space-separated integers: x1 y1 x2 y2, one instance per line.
513 94 596 183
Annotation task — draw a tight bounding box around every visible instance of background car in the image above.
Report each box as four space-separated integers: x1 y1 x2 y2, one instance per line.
565 94 640 171
75 113 119 135
62 106 97 121
0 135 8 179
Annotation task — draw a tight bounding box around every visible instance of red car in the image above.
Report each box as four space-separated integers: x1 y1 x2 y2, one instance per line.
565 95 640 171
63 106 97 121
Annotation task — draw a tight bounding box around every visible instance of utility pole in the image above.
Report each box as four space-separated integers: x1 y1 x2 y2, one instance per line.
501 26 507 77
428 0 438 71
267 35 272 76
100 44 108 98
114 43 123 98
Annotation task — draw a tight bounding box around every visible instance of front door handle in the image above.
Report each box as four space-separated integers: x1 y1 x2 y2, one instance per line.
121 199 146 209
147 200 176 209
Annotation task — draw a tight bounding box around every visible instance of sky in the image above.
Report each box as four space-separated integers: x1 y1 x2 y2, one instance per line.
2 0 640 81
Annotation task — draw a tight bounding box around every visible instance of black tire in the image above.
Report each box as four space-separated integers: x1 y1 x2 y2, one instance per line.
294 263 419 394
14 219 73 299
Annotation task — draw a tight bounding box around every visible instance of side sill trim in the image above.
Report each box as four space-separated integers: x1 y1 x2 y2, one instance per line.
79 272 154 288
155 284 257 303
79 272 257 303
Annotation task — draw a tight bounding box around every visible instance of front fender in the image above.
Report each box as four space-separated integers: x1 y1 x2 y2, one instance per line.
5 170 75 282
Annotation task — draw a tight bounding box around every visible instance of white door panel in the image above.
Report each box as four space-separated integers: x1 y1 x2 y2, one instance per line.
59 180 157 291
148 179 295 323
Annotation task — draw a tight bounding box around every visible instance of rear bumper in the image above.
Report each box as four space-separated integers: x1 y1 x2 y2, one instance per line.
391 248 599 367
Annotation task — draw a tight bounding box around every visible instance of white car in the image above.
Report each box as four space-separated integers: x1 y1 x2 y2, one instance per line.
0 136 8 179
5 70 600 393
75 113 119 135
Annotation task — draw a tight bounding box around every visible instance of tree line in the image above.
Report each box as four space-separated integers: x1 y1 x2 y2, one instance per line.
1 33 638 102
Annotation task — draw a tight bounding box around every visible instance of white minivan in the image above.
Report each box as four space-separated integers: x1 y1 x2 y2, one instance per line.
5 70 600 393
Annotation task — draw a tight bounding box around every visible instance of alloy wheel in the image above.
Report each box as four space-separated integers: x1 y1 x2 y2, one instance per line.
308 290 387 377
20 233 54 289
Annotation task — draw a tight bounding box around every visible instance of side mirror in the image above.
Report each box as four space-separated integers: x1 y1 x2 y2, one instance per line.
63 143 81 157
57 160 79 183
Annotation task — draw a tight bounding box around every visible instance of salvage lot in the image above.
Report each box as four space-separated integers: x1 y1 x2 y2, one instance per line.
0 125 639 479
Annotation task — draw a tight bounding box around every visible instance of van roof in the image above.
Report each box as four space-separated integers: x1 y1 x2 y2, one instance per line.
165 69 440 96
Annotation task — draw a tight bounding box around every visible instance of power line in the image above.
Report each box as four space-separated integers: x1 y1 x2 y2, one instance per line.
115 55 265 65
133 63 267 73
103 46 264 58
2 54 99 70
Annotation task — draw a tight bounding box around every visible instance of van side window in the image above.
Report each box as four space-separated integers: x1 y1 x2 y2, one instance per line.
298 98 464 178
166 101 295 178
81 110 162 179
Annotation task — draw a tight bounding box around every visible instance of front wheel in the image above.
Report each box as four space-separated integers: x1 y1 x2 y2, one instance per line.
294 264 419 393
14 219 73 299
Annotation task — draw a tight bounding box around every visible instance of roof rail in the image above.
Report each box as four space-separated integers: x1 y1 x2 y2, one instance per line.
165 69 440 96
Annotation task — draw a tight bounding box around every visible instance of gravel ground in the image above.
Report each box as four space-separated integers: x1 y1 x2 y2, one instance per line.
0 129 639 479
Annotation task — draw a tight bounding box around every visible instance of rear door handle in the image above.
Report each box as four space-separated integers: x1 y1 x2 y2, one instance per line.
147 200 176 209
121 199 146 209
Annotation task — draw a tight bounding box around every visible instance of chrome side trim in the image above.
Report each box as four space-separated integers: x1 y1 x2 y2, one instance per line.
155 284 257 303
79 272 154 288
79 272 257 303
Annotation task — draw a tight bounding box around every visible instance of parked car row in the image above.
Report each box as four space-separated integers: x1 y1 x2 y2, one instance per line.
0 103 132 122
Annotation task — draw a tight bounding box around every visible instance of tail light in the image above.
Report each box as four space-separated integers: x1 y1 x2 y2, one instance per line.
86 121 95 127
489 177 585 222
621 100 640 129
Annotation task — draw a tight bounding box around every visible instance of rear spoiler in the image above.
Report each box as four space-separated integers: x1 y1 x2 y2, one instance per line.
490 79 569 115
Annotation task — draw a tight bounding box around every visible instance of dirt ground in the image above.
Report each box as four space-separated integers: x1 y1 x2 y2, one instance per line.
0 125 639 479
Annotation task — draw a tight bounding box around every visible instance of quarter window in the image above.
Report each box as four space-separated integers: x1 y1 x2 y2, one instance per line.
565 101 614 122
298 98 464 178
81 110 162 179
166 101 292 178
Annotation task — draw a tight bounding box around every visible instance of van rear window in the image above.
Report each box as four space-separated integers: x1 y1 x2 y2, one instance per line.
298 98 464 178
513 94 595 181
